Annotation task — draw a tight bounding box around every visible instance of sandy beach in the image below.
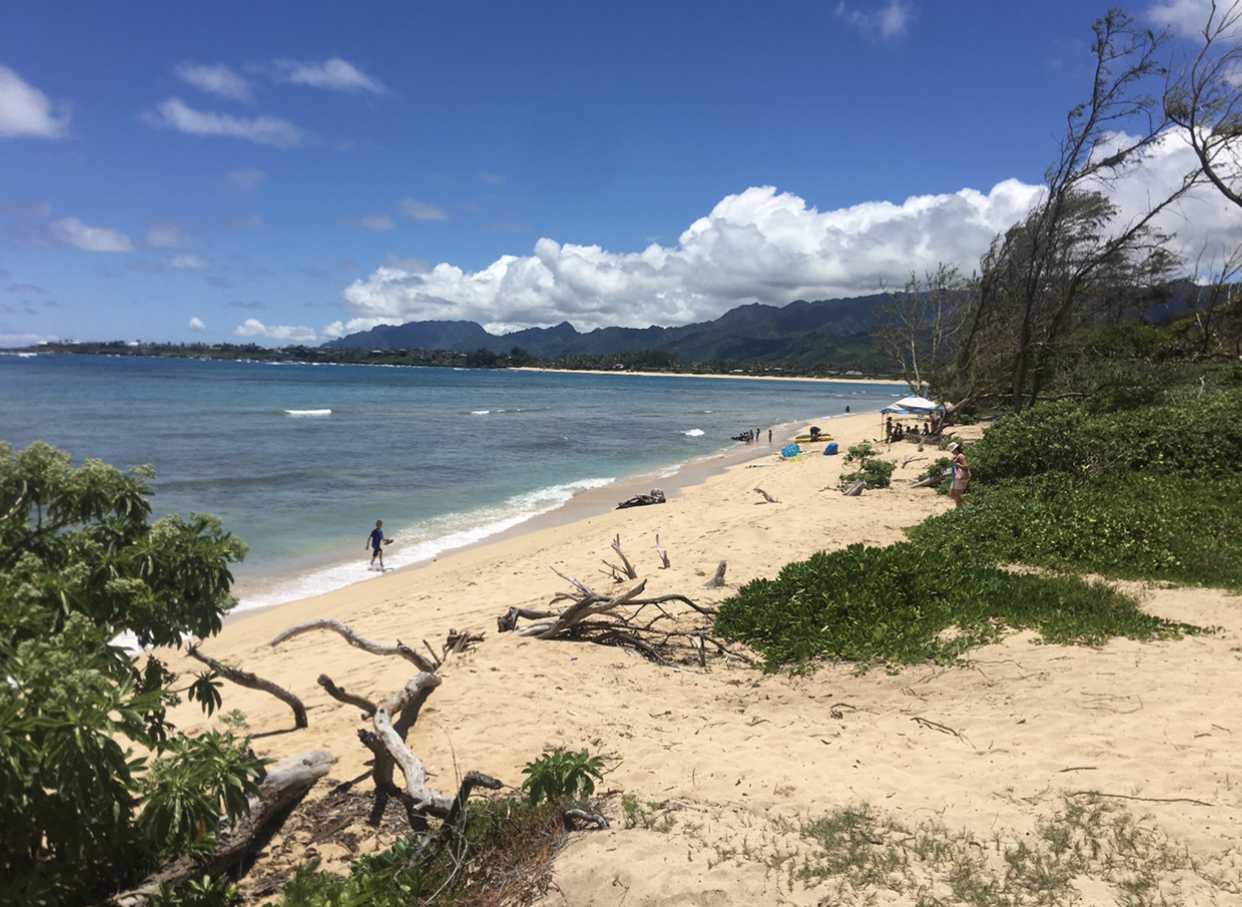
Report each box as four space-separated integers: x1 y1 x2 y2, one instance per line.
162 411 1242 906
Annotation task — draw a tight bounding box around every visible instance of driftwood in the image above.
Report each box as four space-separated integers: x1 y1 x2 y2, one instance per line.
318 674 377 715
616 488 666 509
909 469 951 488
842 480 865 496
498 567 747 669
186 645 308 729
753 487 779 504
563 808 611 830
602 534 638 580
268 618 438 673
655 534 670 569
498 606 557 633
110 750 335 907
373 673 456 815
702 561 728 588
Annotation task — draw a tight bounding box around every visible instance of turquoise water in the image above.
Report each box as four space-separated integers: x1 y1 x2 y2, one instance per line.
1 353 901 609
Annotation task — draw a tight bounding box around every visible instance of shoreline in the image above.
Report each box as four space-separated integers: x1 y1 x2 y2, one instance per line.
511 365 910 386
222 409 863 628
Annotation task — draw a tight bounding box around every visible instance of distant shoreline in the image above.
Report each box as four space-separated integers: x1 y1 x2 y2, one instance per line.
510 366 910 386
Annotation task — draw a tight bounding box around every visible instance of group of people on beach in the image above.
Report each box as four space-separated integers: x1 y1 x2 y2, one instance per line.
886 417 936 442
732 428 773 444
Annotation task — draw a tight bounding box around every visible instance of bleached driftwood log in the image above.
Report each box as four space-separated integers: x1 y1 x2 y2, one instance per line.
655 534 670 569
186 645 308 729
754 487 779 504
702 561 728 589
109 750 336 907
498 606 557 633
842 480 865 496
372 673 455 815
268 618 438 673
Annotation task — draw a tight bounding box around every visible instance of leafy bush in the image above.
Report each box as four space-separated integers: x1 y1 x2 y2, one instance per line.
909 475 1242 589
521 748 604 804
712 542 1202 672
839 443 897 489
0 442 250 905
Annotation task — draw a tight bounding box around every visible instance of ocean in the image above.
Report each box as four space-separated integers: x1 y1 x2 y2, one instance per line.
0 353 901 612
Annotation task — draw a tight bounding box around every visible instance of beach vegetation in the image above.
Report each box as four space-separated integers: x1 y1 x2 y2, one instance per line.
712 542 1201 673
838 443 897 490
521 747 604 805
0 441 253 906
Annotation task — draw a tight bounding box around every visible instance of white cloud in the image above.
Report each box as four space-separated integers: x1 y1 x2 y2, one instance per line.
0 65 69 139
144 98 308 148
1146 0 1217 35
335 181 1041 336
234 318 317 342
170 253 210 270
223 167 265 191
50 217 134 252
271 57 386 94
175 62 252 101
146 222 197 248
400 198 449 221
835 1 912 40
228 212 264 231
351 213 397 231
189 317 206 331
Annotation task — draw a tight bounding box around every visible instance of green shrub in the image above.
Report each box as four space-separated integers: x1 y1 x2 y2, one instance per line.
521 748 604 804
839 444 897 489
712 542 1202 672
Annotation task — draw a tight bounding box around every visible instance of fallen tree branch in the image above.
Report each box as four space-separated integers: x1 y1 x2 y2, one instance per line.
268 618 439 673
109 750 335 907
318 674 377 715
186 645 308 729
610 534 638 579
373 673 455 816
563 808 611 830
754 487 779 504
498 606 557 633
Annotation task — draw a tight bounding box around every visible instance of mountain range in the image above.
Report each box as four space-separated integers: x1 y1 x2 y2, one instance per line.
322 294 888 368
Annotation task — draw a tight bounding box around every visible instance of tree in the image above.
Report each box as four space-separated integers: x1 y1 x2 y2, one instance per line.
1165 0 1242 209
0 441 260 906
958 9 1191 412
872 263 968 399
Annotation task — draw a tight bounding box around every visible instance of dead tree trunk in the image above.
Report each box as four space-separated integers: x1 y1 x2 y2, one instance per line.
109 750 335 907
186 645 308 729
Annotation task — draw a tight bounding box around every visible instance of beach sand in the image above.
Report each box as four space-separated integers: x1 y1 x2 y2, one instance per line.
161 412 1242 905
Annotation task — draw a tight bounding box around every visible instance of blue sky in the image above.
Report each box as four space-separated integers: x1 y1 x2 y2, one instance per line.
1 0 1238 347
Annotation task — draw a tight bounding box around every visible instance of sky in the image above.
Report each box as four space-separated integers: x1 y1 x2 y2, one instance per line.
2 0 1240 348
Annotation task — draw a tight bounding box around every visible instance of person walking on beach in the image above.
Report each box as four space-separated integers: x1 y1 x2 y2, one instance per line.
367 520 386 571
947 443 970 508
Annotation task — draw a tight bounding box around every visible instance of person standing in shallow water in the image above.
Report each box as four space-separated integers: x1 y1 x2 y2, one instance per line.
947 443 970 508
367 520 385 571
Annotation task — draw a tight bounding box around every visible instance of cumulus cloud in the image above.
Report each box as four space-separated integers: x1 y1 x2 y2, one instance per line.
227 212 263 231
170 253 210 270
144 98 308 148
50 217 134 252
234 318 317 342
223 167 265 191
331 181 1040 337
189 316 206 331
400 198 448 221
835 1 912 40
271 58 386 94
0 65 69 139
175 62 252 101
350 213 396 230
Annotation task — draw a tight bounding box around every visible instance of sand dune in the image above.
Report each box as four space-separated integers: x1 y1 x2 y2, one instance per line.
161 412 1242 906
